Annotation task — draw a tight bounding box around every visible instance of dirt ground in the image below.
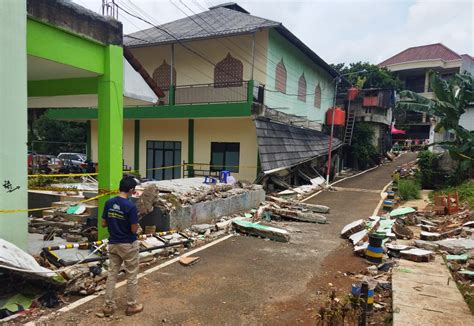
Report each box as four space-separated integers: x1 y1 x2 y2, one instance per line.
16 153 416 326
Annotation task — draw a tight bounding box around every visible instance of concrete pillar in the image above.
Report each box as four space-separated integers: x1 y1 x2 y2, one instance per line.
97 45 123 240
0 0 28 249
424 70 430 93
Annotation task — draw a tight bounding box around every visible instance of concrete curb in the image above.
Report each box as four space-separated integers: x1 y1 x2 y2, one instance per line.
301 164 381 203
301 153 407 203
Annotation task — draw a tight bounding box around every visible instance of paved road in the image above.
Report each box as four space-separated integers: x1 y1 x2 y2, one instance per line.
41 153 417 326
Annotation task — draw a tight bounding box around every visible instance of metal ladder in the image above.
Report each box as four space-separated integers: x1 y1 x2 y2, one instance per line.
343 106 356 145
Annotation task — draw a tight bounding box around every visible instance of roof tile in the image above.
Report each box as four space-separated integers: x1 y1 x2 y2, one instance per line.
379 43 462 67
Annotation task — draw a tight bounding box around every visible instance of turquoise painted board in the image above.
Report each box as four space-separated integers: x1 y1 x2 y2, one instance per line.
265 29 334 124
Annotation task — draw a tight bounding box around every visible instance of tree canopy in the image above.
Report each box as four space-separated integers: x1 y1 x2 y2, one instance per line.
30 114 87 155
331 62 404 91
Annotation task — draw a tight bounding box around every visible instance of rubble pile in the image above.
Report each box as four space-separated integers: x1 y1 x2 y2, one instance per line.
28 202 98 243
339 162 474 317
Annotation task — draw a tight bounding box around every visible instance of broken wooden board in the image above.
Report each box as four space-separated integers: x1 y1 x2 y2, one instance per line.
341 219 365 238
232 220 290 242
268 208 327 224
400 248 434 262
179 256 200 266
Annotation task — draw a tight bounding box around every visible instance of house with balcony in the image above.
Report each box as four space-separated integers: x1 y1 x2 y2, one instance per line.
336 88 395 158
48 2 341 184
379 43 474 148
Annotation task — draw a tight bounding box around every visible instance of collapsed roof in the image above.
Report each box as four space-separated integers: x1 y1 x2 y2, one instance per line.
254 118 342 173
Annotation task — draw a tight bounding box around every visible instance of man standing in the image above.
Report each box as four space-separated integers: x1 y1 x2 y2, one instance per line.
102 176 143 316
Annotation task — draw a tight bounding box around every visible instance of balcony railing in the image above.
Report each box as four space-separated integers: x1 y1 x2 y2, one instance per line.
159 81 252 105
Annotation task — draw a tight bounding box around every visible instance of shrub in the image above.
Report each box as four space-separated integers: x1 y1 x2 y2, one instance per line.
398 179 421 200
417 150 437 188
431 180 474 208
350 123 379 170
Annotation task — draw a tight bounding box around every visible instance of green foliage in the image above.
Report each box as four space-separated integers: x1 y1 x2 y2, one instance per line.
330 62 404 91
398 72 474 174
431 180 474 208
398 179 421 200
417 150 438 188
350 123 379 169
30 114 87 155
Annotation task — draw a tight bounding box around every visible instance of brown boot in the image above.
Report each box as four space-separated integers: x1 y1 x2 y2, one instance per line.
126 303 143 316
103 305 114 317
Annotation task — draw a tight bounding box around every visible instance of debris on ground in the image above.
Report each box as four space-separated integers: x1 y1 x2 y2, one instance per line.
336 162 474 322
232 219 291 243
179 256 200 266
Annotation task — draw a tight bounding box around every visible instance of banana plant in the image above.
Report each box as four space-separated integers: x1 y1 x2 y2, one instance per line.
397 71 474 166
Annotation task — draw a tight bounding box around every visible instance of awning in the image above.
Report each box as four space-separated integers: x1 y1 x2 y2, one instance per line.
28 57 158 108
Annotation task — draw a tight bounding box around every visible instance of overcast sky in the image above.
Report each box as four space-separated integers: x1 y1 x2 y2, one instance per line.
74 0 473 65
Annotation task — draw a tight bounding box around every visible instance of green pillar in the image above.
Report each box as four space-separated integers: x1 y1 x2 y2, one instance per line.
134 120 140 173
97 45 123 240
86 120 92 160
0 0 28 249
169 85 175 105
188 119 194 177
247 80 254 103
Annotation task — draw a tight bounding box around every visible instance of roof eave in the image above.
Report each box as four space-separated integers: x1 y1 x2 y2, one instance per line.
274 25 339 79
124 27 274 48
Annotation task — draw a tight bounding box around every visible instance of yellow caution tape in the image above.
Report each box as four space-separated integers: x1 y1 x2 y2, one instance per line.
28 172 99 178
29 163 258 178
0 191 117 214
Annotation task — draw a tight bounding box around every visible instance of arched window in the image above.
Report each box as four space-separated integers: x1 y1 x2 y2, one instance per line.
152 60 176 90
214 53 243 88
314 83 321 108
275 59 287 93
298 73 307 102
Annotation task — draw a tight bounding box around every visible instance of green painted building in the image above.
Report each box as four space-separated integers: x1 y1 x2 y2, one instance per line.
0 0 127 246
48 3 341 186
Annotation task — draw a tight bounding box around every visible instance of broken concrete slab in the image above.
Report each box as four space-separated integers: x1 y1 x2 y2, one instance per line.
446 254 468 263
268 208 327 224
400 248 434 262
392 223 414 239
420 224 437 232
354 242 369 256
349 229 368 245
420 231 442 241
232 220 290 243
414 240 439 251
386 244 411 251
266 196 330 213
435 237 474 254
179 256 200 266
390 207 416 217
191 224 215 234
341 219 365 238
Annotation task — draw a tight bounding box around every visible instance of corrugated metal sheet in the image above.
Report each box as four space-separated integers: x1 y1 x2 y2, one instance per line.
254 118 342 173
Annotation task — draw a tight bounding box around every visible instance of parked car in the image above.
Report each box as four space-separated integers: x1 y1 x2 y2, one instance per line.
57 153 87 166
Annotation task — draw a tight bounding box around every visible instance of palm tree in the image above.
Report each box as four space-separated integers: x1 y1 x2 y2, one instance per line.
397 71 474 174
